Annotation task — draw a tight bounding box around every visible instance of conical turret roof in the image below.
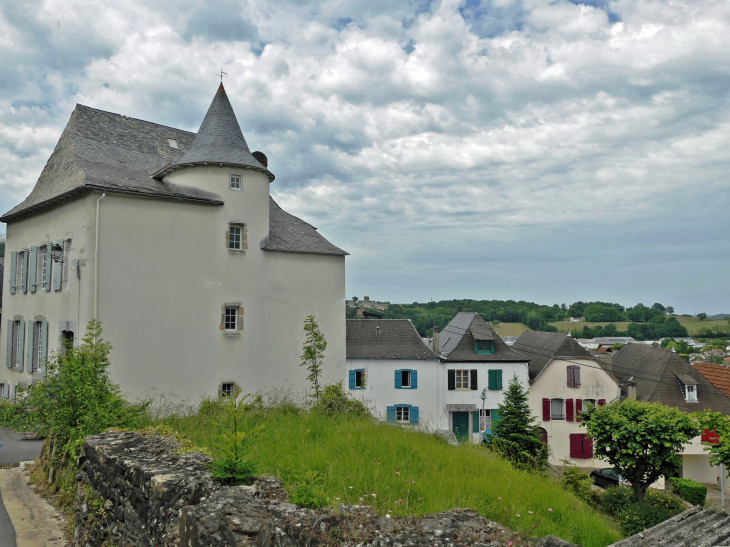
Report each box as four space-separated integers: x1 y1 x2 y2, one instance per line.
153 84 274 181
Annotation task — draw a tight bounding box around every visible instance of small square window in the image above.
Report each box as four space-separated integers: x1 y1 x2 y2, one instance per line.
229 225 242 250
455 370 469 390
401 370 411 388
230 174 241 190
685 385 697 402
221 382 235 398
396 406 410 423
355 370 364 388
224 307 238 330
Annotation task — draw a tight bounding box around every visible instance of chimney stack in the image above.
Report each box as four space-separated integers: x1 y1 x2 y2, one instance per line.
627 379 637 399
433 327 440 353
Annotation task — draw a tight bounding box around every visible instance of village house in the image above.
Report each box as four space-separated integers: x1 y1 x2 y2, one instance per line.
607 344 730 492
346 314 530 443
512 331 620 467
0 84 347 402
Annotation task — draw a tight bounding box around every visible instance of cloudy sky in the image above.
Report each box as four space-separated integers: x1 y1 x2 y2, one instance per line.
1 0 729 314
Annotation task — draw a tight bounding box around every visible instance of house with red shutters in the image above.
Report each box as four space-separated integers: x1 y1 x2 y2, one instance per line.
513 331 621 467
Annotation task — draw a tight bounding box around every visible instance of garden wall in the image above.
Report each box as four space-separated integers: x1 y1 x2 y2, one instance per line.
74 431 574 547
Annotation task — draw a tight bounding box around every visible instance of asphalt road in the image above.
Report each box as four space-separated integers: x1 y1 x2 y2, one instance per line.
0 428 43 465
0 486 15 547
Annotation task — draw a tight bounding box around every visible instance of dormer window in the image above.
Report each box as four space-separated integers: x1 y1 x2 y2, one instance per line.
474 340 494 354
230 173 241 190
685 384 697 402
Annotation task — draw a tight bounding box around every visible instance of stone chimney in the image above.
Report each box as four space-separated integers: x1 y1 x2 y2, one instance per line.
433 327 440 353
627 378 637 399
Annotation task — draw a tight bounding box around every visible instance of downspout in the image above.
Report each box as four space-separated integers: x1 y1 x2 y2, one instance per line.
94 191 106 326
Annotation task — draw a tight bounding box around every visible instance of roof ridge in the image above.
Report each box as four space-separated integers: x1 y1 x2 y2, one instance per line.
74 104 196 135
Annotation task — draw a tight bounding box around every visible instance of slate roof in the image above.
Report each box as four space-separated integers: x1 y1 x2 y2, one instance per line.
609 506 730 547
606 344 730 413
512 331 592 380
437 313 528 362
693 362 730 400
1 91 346 257
346 319 441 360
152 84 274 182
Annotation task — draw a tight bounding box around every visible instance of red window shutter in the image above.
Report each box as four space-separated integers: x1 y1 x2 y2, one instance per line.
575 399 583 422
583 435 594 459
574 366 581 387
702 429 720 444
566 399 574 422
567 365 574 387
542 398 551 421
569 434 582 459
598 399 606 406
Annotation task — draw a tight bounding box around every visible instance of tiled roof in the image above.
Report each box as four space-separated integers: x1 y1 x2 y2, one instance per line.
607 344 730 413
263 198 347 256
693 362 730 400
153 84 274 182
512 331 591 379
438 313 528 362
346 319 440 360
609 506 730 547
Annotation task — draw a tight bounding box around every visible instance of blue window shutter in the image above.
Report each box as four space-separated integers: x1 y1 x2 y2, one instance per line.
411 370 417 389
44 246 52 291
395 370 402 389
349 370 356 389
496 370 503 390
53 239 63 291
492 408 502 427
18 320 25 372
41 321 48 373
9 252 16 294
6 320 12 368
29 246 37 293
411 406 419 425
26 321 34 371
387 406 396 422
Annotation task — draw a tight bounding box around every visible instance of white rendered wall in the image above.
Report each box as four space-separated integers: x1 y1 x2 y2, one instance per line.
528 358 620 467
0 194 97 395
347 358 529 443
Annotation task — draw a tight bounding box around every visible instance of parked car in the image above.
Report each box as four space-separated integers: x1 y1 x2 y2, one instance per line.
590 467 621 488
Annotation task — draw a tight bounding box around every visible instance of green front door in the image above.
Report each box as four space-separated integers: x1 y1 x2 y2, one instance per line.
453 412 469 442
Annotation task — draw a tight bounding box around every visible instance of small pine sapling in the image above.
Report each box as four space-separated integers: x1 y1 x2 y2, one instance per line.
300 315 327 404
209 389 260 485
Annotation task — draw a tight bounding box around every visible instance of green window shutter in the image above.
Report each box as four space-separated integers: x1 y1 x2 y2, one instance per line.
29 246 37 293
386 406 396 422
18 320 25 372
9 252 16 294
447 370 455 390
349 370 356 389
496 370 503 390
410 406 419 425
492 408 502 428
472 411 480 433
488 370 495 390
44 246 52 291
53 240 63 291
26 321 34 372
41 321 48 374
6 320 12 368
470 369 478 390
489 341 495 354
395 370 402 389
411 370 417 389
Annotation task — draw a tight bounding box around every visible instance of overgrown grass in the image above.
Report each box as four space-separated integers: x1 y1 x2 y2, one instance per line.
155 403 622 547
490 322 530 337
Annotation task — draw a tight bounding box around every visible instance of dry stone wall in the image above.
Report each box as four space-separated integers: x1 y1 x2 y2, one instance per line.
74 431 575 547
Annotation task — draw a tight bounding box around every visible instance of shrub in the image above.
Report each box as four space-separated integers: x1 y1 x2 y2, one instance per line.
669 477 707 506
290 470 329 509
599 486 636 515
314 382 370 417
644 489 685 514
618 502 674 536
560 467 596 505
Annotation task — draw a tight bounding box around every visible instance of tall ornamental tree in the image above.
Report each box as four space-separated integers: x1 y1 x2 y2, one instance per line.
581 399 699 502
491 374 548 469
300 315 327 404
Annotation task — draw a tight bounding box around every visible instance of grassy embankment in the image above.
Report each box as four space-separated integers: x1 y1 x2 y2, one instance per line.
673 316 729 335
491 322 529 337
155 405 622 547
549 321 632 333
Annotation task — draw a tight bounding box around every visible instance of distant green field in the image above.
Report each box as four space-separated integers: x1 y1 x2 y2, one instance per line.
550 321 633 333
674 316 729 335
491 322 529 337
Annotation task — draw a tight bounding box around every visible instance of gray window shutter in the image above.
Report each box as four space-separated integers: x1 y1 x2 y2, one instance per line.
574 366 581 387
29 246 38 293
44 245 52 291
6 320 12 368
18 320 25 372
9 251 16 294
41 321 48 374
220 306 225 331
53 240 63 290
27 321 34 372
238 306 244 331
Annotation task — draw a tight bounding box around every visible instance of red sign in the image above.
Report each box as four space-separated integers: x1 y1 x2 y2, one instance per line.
702 429 720 444
480 422 486 431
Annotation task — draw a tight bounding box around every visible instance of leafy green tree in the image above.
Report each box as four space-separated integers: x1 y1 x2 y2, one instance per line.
352 296 358 302
666 306 674 316
581 399 698 502
698 313 708 321
300 315 327 404
490 375 548 470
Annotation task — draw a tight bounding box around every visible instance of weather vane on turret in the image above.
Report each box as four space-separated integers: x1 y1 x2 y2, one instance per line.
219 69 227 83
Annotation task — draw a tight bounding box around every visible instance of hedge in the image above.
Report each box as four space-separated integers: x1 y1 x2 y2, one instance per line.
669 477 707 506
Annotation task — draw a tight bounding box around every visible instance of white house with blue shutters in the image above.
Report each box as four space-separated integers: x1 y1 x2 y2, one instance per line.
346 314 530 443
0 84 347 402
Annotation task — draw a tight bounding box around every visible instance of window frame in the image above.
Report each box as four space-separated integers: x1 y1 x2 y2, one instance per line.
355 369 364 388
11 320 21 367
685 384 698 402
224 307 238 331
550 398 565 420
16 251 25 291
229 173 242 191
221 382 235 398
400 370 411 388
229 224 243 250
39 245 47 286
395 405 410 423
32 321 43 372
455 369 470 390
474 340 494 354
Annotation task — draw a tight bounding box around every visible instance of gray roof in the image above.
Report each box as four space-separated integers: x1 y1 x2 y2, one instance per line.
512 331 592 380
607 344 730 413
347 319 440 360
438 313 528 362
263 199 347 256
609 506 730 547
152 84 274 182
